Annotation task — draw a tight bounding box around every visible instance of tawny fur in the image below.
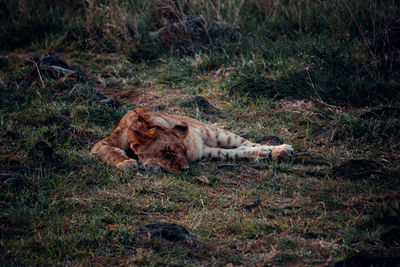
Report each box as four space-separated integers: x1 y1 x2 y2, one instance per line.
90 107 294 172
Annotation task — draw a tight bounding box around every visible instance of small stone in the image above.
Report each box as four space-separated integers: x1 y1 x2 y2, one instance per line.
183 96 218 113
310 127 344 141
31 141 59 163
197 176 210 184
242 200 261 211
100 97 121 108
150 105 166 111
234 129 251 139
139 222 191 242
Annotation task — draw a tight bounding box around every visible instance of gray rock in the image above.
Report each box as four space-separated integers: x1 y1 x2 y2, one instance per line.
242 200 261 212
234 129 251 139
183 96 218 113
139 222 192 242
310 127 344 141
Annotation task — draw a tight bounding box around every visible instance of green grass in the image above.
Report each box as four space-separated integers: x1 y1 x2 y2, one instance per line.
1 0 400 265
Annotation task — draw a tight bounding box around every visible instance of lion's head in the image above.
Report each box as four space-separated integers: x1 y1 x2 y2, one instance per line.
128 122 189 172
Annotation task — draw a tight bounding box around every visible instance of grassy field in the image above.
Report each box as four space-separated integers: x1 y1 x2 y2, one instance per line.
1 0 400 265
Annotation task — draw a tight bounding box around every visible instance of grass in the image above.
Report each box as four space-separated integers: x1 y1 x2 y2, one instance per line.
1 0 400 265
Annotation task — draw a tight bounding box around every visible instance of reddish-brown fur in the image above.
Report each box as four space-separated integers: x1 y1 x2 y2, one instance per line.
90 107 294 172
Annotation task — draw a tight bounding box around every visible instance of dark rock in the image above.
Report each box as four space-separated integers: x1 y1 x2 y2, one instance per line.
256 136 284 145
139 222 191 242
39 54 71 69
183 96 218 113
380 228 400 246
100 97 121 108
69 83 106 99
310 127 344 141
361 107 400 120
38 55 87 81
332 254 400 267
150 105 166 111
23 55 87 88
242 200 261 211
26 55 87 81
234 129 251 139
332 159 383 180
69 83 119 107
31 141 59 162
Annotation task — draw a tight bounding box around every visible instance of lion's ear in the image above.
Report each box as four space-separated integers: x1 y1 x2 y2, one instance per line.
137 114 152 129
173 121 188 137
127 128 143 152
144 127 160 139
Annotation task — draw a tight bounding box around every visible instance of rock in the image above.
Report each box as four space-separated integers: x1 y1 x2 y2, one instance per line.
150 105 166 112
380 228 400 246
28 55 87 81
30 141 59 163
69 83 106 99
196 176 210 184
234 129 251 139
332 159 383 180
361 107 400 120
242 200 261 211
332 254 400 267
39 54 71 69
256 136 284 145
70 83 120 107
99 97 121 108
183 96 218 113
139 222 191 242
310 127 344 141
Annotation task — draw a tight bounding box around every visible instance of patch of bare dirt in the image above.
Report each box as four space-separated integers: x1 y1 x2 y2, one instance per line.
100 87 189 108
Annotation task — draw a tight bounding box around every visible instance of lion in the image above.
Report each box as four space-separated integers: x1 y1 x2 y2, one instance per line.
90 107 294 172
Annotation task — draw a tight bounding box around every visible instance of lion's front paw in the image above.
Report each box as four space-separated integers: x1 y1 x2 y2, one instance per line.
116 159 139 171
270 144 294 161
